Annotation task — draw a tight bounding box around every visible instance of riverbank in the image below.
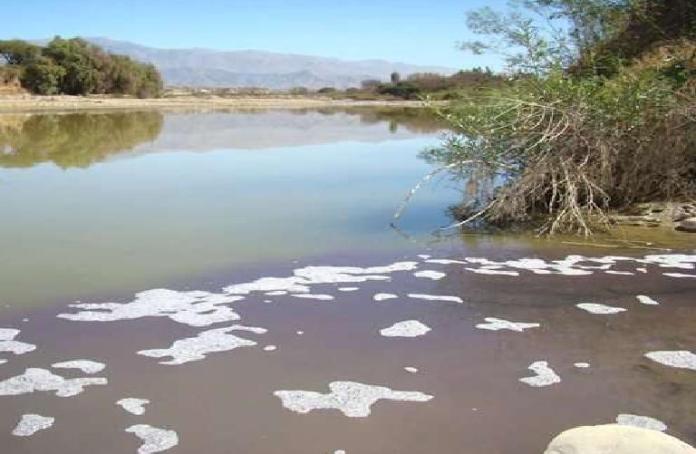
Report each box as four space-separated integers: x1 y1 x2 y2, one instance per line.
0 94 431 113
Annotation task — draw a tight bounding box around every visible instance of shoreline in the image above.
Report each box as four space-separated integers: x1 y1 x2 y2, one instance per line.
0 94 430 113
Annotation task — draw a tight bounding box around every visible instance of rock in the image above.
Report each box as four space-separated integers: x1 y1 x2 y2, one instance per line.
676 217 696 233
544 424 696 454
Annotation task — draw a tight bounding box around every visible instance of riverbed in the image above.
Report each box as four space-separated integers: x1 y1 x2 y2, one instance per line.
0 109 694 453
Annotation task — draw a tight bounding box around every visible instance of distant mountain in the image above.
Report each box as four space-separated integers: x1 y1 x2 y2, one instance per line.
82 38 457 89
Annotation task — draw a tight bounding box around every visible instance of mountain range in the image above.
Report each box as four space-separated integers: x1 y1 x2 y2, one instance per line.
83 38 457 89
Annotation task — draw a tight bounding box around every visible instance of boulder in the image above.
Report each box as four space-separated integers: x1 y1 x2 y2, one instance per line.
544 424 696 454
676 217 696 233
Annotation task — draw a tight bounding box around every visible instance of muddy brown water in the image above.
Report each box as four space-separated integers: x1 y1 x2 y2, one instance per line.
0 109 694 454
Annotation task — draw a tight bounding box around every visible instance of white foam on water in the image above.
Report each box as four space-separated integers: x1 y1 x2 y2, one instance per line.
12 414 54 437
338 287 359 292
379 320 431 338
265 291 288 296
425 259 468 265
264 345 277 352
334 450 346 454
404 367 418 373
407 294 463 304
637 267 648 273
636 295 660 305
117 398 150 416
466 268 520 276
0 359 6 365
273 381 433 417
644 350 696 371
663 272 696 278
519 361 561 387
58 289 243 327
373 293 397 302
137 325 266 365
576 303 627 315
418 254 431 260
0 368 106 397
616 414 667 432
296 331 304 335
574 362 590 368
291 294 335 301
226 277 310 295
475 317 540 332
126 424 179 454
51 360 105 374
605 270 634 275
413 270 446 280
0 328 36 356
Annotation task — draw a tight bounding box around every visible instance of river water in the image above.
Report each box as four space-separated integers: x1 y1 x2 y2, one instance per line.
0 108 694 453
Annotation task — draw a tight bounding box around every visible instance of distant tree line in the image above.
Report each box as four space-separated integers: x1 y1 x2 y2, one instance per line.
0 37 163 97
333 67 506 100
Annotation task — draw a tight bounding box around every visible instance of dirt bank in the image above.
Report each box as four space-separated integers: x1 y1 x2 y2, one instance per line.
0 94 429 113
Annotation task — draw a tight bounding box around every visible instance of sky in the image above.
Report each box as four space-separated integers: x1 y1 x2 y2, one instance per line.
4 0 508 69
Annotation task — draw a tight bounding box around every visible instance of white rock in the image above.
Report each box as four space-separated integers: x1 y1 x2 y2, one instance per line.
413 270 446 280
0 368 106 397
52 359 105 374
644 350 696 371
544 424 696 454
126 424 179 453
273 381 432 417
616 414 667 432
117 398 150 416
475 317 539 332
519 361 561 387
373 293 397 302
637 295 660 305
407 294 463 304
576 303 626 315
138 325 266 365
379 320 431 338
12 414 54 437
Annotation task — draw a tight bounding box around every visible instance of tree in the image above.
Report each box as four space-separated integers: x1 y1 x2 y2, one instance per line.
21 58 66 95
0 40 40 65
390 71 401 84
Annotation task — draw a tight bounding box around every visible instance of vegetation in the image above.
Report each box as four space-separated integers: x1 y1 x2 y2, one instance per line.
0 37 163 97
418 0 695 235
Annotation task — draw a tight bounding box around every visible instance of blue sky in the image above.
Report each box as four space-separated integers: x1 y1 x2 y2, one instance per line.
4 0 508 69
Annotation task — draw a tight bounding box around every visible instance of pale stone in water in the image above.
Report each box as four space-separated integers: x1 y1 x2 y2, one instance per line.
373 293 397 301
407 294 463 304
273 381 433 417
0 368 106 397
637 295 660 305
0 328 36 356
475 317 540 332
544 424 696 454
413 270 446 280
644 350 696 371
576 303 627 314
616 414 667 432
379 320 431 338
51 359 105 374
519 361 561 387
12 414 54 437
138 325 266 365
126 424 179 454
117 398 150 416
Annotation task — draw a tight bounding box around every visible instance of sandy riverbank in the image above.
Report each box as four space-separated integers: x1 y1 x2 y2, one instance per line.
0 94 429 113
